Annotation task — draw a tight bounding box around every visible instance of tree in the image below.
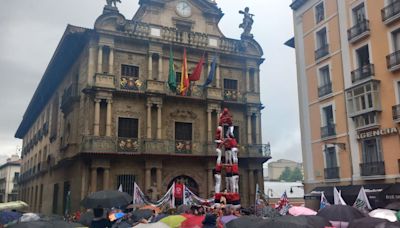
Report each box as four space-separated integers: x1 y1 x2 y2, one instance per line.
290 167 303 182
279 167 292 181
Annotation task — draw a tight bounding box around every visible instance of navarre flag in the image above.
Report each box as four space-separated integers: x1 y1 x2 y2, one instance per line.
180 48 189 95
353 187 371 212
189 53 205 81
275 191 290 215
333 187 347 205
320 192 330 210
168 47 177 92
202 55 216 88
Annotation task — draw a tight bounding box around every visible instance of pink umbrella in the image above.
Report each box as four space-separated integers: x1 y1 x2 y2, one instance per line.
289 206 317 216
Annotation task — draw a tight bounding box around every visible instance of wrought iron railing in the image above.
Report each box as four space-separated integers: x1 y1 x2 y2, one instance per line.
321 124 336 138
223 89 239 101
318 82 332 97
386 50 400 70
324 167 339 179
381 0 400 22
175 140 192 154
360 161 385 176
315 44 329 60
351 64 374 83
347 20 370 41
392 104 400 121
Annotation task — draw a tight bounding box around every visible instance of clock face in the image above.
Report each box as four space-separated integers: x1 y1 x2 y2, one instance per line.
176 1 192 17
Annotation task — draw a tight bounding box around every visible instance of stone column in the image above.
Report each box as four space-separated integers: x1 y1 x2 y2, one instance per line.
257 169 264 194
246 68 250 92
255 69 259 93
106 99 112 137
147 103 152 139
207 168 213 196
108 47 114 75
157 104 162 139
207 109 212 142
145 168 151 192
156 168 162 193
103 168 110 190
216 63 220 88
97 45 103 73
248 169 255 204
148 53 153 80
158 54 163 81
91 168 97 192
88 44 96 85
94 99 101 136
247 113 252 145
255 112 261 144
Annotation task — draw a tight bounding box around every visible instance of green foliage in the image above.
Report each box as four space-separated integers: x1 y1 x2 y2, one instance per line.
278 167 303 182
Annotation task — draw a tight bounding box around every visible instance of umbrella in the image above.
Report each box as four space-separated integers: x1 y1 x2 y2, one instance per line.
349 217 400 228
81 190 132 208
220 215 239 225
255 215 332 228
78 210 93 226
19 213 40 222
225 216 263 228
140 205 161 213
289 206 317 216
317 205 365 222
180 215 205 228
159 215 187 228
134 221 170 228
0 201 28 211
385 201 400 211
261 206 281 218
132 209 154 221
369 209 398 222
0 211 22 225
151 213 168 222
8 220 84 228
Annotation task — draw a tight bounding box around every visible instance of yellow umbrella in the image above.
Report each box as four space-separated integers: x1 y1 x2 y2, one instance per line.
0 201 29 211
160 215 187 228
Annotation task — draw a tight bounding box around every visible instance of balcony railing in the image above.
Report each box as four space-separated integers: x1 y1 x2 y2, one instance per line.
381 0 400 23
324 167 340 179
175 140 192 154
224 89 239 101
386 50 400 71
347 20 370 43
392 104 400 122
360 161 385 176
315 44 329 61
321 124 336 138
117 137 139 152
318 82 332 97
247 144 271 158
351 64 374 83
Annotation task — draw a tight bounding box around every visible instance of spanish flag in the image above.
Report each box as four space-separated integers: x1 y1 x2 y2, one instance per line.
180 48 189 95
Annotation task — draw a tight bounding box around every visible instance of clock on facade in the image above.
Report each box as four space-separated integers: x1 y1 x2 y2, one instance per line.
176 1 192 17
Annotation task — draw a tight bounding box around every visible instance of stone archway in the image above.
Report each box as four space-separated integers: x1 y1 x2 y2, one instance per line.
168 175 199 196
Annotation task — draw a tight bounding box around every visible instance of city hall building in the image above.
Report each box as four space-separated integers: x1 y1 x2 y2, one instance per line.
15 0 270 214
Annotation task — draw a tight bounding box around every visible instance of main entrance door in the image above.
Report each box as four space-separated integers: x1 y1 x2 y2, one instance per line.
168 175 199 196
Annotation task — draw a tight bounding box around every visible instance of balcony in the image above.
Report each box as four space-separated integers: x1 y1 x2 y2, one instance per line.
351 64 374 83
146 80 165 94
223 89 239 101
314 44 329 61
94 73 115 89
117 137 139 153
206 87 222 100
386 50 400 71
360 161 385 176
348 20 370 44
392 104 400 123
244 92 260 103
318 82 332 97
144 140 172 154
381 0 400 24
247 144 271 158
321 124 336 139
324 167 340 179
81 136 117 153
175 140 192 154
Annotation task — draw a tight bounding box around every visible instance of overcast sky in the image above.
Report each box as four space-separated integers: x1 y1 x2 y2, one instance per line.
0 0 300 164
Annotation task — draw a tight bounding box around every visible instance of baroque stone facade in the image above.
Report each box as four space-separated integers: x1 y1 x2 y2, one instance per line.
15 0 270 214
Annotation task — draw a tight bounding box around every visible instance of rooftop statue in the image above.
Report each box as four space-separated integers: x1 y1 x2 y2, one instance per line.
239 7 254 39
106 0 121 8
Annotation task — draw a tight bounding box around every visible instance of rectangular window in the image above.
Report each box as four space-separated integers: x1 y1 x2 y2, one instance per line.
118 118 138 138
315 2 325 24
353 3 366 23
322 105 334 126
325 146 337 168
346 81 380 117
319 66 330 86
121 65 139 77
392 29 400 52
356 45 370 67
117 175 135 196
316 28 328 48
175 122 192 140
224 79 238 101
354 112 378 129
224 79 238 90
362 137 382 163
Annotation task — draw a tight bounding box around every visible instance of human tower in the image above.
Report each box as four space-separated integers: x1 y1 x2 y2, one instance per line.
213 108 240 206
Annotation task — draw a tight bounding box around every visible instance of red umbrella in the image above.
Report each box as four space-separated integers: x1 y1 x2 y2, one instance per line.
180 215 205 228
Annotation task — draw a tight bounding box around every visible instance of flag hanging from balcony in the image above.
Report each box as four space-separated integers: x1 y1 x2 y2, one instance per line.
202 55 216 88
168 46 177 92
189 53 205 81
180 48 189 95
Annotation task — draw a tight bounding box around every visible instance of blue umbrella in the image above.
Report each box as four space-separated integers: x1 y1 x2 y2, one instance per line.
0 211 22 225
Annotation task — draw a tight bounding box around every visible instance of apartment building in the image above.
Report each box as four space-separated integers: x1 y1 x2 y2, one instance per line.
289 0 400 208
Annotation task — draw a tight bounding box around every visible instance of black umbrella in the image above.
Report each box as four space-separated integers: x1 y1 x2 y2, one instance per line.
317 205 366 222
254 215 332 228
81 190 132 208
131 209 153 222
8 220 84 228
385 201 400 211
261 206 281 218
225 215 263 228
349 217 400 228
